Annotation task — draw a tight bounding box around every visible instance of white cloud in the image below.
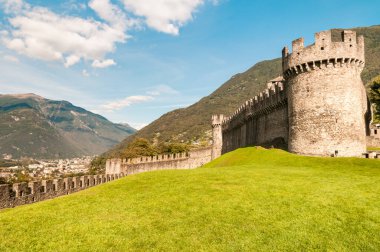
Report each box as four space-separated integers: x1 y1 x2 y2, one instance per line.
121 0 205 35
91 58 116 68
100 84 179 111
3 54 19 62
82 69 90 77
146 84 179 96
0 0 27 13
102 95 153 111
0 0 218 69
89 0 127 29
1 0 127 68
64 55 81 68
0 31 9 37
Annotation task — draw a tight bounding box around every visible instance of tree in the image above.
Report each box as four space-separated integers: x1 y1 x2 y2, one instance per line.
120 138 159 158
368 75 380 123
89 156 106 174
158 142 190 154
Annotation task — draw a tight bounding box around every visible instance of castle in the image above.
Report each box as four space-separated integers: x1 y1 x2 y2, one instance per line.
104 29 373 178
212 29 369 158
106 29 372 176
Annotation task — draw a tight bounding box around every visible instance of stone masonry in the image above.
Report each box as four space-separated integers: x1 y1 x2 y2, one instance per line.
106 147 212 175
0 173 124 210
212 29 369 158
211 115 224 159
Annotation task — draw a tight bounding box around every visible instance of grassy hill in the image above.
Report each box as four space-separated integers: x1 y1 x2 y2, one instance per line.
108 25 380 157
0 94 136 159
1 147 379 251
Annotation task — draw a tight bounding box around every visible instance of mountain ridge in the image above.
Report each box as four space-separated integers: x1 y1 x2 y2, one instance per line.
0 94 136 159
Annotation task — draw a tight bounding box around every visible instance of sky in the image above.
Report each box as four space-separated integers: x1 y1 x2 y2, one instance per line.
0 0 379 129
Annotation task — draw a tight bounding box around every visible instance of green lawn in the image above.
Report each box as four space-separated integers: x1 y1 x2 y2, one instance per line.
1 147 380 251
368 146 380 151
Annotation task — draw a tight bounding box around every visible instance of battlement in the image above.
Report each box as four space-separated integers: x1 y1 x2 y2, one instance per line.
126 151 190 164
106 147 213 175
222 78 286 131
107 152 190 168
212 114 225 126
282 30 365 77
0 173 124 209
125 147 212 164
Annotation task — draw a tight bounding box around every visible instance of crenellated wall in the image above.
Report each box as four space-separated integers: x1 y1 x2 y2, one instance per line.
106 147 212 175
0 173 124 210
282 30 365 73
221 78 288 153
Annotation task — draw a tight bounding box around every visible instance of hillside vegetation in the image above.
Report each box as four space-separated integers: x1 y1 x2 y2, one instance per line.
1 147 380 251
367 75 380 123
0 94 136 158
109 58 282 157
108 25 380 157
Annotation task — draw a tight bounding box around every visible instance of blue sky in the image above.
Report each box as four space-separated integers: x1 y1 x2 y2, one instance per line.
0 0 379 129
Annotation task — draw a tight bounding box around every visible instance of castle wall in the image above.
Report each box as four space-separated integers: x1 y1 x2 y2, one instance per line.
367 136 380 147
0 173 124 210
257 105 288 146
106 147 212 175
369 125 380 139
221 80 288 153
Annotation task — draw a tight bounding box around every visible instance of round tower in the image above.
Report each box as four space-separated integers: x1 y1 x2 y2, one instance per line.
211 114 224 160
282 30 367 157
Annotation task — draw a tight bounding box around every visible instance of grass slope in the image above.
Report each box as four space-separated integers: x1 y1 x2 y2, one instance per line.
1 148 380 251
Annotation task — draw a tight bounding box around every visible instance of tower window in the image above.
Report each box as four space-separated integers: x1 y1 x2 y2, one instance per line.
321 47 324 50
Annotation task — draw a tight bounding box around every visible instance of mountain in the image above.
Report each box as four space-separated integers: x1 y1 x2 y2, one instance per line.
109 58 282 153
107 25 380 157
0 93 136 159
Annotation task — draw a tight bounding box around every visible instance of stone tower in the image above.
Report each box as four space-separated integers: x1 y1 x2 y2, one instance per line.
282 30 367 157
211 114 224 159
